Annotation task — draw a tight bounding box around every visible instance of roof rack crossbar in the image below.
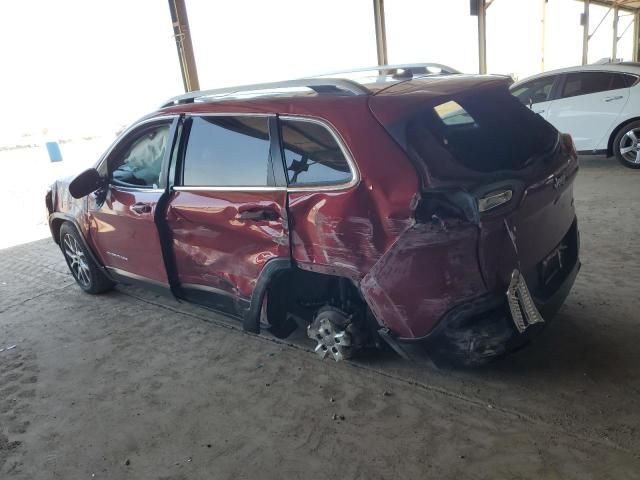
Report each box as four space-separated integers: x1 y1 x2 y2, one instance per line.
161 77 370 108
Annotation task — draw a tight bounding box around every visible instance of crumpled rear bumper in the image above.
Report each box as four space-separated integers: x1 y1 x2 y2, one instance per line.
390 248 581 366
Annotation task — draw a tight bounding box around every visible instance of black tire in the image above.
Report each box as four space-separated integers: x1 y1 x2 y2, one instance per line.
613 120 640 169
59 222 115 294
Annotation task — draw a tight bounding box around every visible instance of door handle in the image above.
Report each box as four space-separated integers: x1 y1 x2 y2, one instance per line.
131 202 152 215
238 208 280 221
534 109 545 114
605 95 623 102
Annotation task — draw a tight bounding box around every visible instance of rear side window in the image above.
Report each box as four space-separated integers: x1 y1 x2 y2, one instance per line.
561 72 630 99
182 116 272 187
406 88 558 173
280 118 352 187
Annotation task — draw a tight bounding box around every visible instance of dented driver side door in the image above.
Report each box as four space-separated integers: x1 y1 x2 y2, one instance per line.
165 114 289 315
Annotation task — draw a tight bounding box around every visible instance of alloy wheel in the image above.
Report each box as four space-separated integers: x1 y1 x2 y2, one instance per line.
62 233 91 287
618 128 640 165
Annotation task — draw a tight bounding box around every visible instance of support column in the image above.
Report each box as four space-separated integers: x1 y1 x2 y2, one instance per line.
634 11 640 61
582 0 590 65
612 6 619 61
373 0 388 66
478 0 487 74
168 0 200 92
541 0 547 72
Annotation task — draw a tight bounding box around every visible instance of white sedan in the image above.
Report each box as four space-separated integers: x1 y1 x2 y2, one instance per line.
510 63 640 169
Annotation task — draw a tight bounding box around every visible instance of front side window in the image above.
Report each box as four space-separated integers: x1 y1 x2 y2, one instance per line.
561 72 628 99
110 124 170 188
511 76 556 105
280 119 352 187
182 116 271 187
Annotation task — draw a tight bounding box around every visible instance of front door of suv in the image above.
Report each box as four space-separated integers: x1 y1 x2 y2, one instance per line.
166 114 289 315
88 117 177 286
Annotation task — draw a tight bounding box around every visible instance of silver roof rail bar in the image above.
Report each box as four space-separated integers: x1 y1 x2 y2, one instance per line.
315 62 461 77
161 77 370 108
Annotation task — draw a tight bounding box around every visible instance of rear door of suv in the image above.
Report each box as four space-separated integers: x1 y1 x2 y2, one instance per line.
165 114 289 315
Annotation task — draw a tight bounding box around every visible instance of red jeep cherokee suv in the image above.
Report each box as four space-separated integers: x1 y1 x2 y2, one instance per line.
46 66 580 366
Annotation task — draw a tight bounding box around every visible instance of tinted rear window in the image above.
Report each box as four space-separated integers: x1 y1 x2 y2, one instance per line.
406 88 558 173
280 118 352 186
561 71 632 98
182 116 272 187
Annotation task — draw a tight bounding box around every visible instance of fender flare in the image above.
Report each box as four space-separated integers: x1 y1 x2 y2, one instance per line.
242 258 292 334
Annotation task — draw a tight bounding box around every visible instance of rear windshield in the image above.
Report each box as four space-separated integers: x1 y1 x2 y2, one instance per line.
405 88 558 174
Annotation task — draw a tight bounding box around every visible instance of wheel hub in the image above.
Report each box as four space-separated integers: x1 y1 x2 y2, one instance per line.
619 128 640 164
307 312 352 362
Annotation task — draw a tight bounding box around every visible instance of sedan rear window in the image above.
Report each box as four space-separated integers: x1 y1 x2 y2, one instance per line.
560 71 631 99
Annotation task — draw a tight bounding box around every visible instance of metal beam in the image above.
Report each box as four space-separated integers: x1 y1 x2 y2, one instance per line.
582 0 590 65
168 0 200 92
613 5 619 60
373 0 388 66
541 0 547 72
634 11 640 60
477 0 487 74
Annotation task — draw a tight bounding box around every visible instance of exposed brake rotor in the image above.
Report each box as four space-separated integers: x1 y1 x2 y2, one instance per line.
307 307 353 362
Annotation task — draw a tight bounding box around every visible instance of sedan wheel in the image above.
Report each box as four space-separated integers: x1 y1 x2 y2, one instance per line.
614 122 640 169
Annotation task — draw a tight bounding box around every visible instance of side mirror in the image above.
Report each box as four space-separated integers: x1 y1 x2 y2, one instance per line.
69 168 105 199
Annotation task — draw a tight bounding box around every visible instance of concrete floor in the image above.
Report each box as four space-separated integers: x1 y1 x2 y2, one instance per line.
1 157 639 479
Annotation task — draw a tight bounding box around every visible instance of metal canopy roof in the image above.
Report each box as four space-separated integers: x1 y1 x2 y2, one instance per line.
596 0 640 10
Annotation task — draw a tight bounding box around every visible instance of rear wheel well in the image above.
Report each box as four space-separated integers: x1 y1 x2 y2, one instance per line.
607 117 640 156
264 268 371 339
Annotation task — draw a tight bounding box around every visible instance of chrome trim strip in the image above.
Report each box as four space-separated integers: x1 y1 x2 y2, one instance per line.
181 283 238 299
184 112 274 118
110 186 165 194
173 186 286 192
95 115 179 172
106 267 169 288
279 115 360 193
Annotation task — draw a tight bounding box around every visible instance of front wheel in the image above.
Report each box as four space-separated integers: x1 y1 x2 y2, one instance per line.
613 121 640 169
59 222 115 294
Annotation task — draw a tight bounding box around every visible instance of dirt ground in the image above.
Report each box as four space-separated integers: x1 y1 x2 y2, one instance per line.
0 157 639 479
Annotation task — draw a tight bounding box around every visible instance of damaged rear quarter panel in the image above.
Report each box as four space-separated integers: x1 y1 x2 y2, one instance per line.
287 99 418 280
360 221 486 339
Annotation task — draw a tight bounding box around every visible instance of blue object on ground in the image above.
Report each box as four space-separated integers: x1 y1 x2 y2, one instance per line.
46 142 63 162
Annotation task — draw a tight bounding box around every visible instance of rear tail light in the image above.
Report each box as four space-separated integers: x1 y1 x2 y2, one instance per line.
560 133 577 161
478 189 513 213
